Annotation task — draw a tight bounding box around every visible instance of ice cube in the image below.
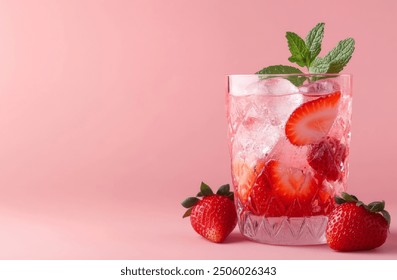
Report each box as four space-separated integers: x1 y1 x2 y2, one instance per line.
230 77 300 96
246 77 300 95
263 78 300 95
233 122 282 166
299 79 340 95
229 75 260 96
231 96 282 165
269 138 309 169
229 79 304 127
244 78 303 125
228 79 302 165
267 92 303 126
228 94 269 132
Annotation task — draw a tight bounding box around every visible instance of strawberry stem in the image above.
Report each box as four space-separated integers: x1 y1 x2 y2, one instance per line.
200 182 214 196
182 208 193 218
181 197 199 208
181 182 234 218
381 210 391 225
217 184 231 195
334 192 391 225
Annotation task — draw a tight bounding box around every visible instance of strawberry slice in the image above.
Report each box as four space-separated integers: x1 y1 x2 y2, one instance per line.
232 160 265 203
267 160 318 206
285 91 341 146
232 160 255 203
249 168 287 217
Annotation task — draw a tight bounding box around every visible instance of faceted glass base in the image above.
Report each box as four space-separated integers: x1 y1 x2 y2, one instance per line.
238 211 328 245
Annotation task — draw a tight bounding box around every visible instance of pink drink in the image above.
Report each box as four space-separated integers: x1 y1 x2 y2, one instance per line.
226 74 352 245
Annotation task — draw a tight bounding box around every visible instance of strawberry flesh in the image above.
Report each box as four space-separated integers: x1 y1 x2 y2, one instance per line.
315 184 336 215
308 137 347 181
249 168 286 216
285 92 341 146
232 160 264 203
266 160 318 206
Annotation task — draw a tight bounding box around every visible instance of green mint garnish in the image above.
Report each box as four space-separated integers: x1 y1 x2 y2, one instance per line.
305 22 325 64
256 65 303 75
256 65 306 86
256 22 355 86
310 38 355 74
286 32 310 67
309 57 329 74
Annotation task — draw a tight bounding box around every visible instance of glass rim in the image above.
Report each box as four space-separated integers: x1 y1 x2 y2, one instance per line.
227 73 352 78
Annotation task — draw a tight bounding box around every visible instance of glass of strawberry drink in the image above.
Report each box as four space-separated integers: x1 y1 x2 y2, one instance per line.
227 74 352 245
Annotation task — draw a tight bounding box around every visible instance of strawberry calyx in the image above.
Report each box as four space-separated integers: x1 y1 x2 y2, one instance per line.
335 192 391 225
181 182 234 218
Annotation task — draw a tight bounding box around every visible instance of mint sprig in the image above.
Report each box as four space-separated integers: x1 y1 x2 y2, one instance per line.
310 38 355 74
286 32 310 67
256 22 355 86
256 65 306 86
305 22 324 64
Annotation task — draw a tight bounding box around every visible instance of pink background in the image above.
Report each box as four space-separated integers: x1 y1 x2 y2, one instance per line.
0 0 396 259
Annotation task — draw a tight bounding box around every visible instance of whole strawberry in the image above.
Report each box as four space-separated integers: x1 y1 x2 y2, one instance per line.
181 182 237 243
326 192 391 251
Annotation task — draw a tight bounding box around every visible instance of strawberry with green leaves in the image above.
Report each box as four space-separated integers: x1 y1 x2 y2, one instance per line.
326 193 391 251
181 182 237 243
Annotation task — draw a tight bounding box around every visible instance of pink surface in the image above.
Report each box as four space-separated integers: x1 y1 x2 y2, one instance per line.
0 0 396 259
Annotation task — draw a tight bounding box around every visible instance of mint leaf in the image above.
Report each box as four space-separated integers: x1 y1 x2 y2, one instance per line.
319 38 355 73
309 57 329 73
256 65 306 86
286 32 310 67
305 22 324 63
255 23 355 82
256 65 304 75
309 38 355 74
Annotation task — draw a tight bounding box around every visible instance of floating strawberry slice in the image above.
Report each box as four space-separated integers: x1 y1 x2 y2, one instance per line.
285 91 341 146
266 160 318 206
